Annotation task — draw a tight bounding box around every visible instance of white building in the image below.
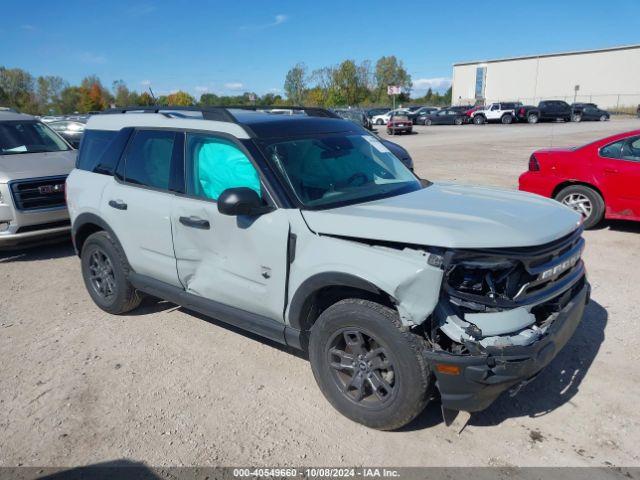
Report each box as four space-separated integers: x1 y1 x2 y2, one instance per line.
451 44 640 110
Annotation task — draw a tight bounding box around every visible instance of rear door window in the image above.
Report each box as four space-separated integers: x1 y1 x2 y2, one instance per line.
122 130 176 190
77 130 117 172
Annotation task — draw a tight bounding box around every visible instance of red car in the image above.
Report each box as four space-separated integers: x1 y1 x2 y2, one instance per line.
386 113 412 135
519 129 640 228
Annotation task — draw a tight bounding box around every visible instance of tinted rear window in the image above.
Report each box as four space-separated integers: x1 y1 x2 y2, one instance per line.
77 130 117 172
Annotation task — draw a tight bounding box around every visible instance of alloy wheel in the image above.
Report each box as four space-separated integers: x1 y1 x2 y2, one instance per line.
562 193 592 218
88 248 116 300
326 329 397 407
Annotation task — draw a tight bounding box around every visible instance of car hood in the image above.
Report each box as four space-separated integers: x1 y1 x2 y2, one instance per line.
301 183 582 249
0 150 76 182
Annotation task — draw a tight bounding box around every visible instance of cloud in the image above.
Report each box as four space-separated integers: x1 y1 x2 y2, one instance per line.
412 77 452 91
224 82 244 91
127 3 156 16
240 13 289 30
140 80 151 86
79 52 107 64
268 88 281 93
195 86 209 93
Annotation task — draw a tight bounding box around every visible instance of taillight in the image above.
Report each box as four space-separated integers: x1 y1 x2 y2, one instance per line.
529 154 540 172
519 107 525 115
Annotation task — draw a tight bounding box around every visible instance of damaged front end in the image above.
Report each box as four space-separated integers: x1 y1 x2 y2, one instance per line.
421 227 590 417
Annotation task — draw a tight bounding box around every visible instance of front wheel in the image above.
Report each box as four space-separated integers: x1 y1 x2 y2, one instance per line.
473 115 485 125
309 299 430 430
600 115 608 122
425 119 432 126
572 113 582 122
376 119 384 125
527 113 539 124
555 185 605 229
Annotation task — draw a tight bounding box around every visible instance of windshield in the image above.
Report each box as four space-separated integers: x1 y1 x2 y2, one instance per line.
0 121 70 155
261 133 421 208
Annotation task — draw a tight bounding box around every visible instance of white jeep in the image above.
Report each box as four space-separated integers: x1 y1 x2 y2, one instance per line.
471 102 520 125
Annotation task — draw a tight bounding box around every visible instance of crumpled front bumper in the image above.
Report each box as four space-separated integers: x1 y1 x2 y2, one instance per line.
424 282 590 413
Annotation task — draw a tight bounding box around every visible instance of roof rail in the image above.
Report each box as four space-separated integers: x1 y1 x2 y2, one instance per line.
100 105 340 123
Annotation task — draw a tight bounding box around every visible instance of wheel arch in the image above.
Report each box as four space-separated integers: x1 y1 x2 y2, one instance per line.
72 213 124 258
552 180 605 203
288 272 396 332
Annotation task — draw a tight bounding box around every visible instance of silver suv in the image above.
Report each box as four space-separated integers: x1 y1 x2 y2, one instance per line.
0 112 76 247
66 106 589 430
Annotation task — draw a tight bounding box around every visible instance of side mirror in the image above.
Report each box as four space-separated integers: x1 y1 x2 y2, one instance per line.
217 187 272 216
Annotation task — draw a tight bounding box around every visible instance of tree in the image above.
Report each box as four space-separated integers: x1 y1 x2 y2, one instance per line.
374 56 412 103
59 86 82 113
166 90 195 106
36 76 67 114
284 63 307 105
79 82 106 112
0 67 37 113
112 80 133 107
137 91 155 106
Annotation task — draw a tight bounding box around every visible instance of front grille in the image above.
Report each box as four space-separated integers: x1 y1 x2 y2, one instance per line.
445 227 586 309
9 176 67 211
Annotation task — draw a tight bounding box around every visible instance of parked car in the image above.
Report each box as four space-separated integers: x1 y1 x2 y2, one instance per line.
637 104 640 118
516 101 572 124
410 107 439 125
422 109 467 126
387 112 413 135
519 129 640 228
448 105 474 113
371 108 409 125
471 102 521 125
0 111 76 247
463 105 484 121
332 109 372 130
366 108 390 123
67 105 588 430
48 119 87 147
570 103 610 122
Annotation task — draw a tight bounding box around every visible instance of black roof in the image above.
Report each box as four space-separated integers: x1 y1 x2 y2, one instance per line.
100 105 361 139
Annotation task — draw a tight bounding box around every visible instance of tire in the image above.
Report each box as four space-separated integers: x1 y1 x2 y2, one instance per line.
600 115 608 122
309 299 430 430
81 231 142 314
387 129 393 135
501 114 513 124
454 117 463 126
425 119 432 126
376 119 384 125
473 115 485 125
527 113 539 124
564 116 571 122
554 185 605 229
572 113 582 122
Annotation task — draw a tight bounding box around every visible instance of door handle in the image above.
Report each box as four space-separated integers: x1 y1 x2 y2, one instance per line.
179 216 210 229
603 167 619 174
108 199 127 210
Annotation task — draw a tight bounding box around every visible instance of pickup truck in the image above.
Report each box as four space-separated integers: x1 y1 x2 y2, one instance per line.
471 102 520 125
516 100 572 124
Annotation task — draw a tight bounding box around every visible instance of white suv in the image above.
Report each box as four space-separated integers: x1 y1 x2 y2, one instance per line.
471 102 520 125
66 106 589 430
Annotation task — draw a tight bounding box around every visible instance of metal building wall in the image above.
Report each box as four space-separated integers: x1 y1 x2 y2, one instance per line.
451 45 640 109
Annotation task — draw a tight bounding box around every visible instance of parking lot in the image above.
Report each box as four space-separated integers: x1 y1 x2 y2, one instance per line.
1 117 639 468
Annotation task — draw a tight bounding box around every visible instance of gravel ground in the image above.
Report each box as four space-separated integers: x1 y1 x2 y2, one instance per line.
1 117 639 468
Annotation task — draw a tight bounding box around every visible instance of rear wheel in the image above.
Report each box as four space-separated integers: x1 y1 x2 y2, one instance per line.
309 299 430 430
572 113 582 122
376 119 384 125
81 231 142 314
527 113 539 124
473 115 485 125
425 119 432 126
454 117 463 126
555 185 605 229
600 114 608 122
501 114 513 124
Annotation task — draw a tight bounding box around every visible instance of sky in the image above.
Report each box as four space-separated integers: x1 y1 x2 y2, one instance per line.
2 0 639 99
